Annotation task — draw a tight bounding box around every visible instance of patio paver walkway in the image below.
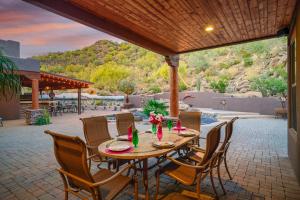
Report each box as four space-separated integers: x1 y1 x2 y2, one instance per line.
0 114 299 200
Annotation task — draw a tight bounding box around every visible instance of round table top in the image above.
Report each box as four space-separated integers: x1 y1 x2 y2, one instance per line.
98 128 199 159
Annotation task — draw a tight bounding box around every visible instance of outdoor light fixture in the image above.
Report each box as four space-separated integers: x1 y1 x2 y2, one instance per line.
205 26 214 32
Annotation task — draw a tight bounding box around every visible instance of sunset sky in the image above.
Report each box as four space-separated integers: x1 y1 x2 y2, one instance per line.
0 0 121 58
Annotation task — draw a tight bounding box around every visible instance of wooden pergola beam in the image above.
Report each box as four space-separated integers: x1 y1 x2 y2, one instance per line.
23 0 176 56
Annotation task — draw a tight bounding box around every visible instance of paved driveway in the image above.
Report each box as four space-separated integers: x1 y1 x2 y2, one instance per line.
0 114 299 200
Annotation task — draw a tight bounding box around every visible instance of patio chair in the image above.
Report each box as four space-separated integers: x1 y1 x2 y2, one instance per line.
45 130 138 200
155 122 226 200
188 117 238 196
115 113 136 136
80 116 130 171
179 111 201 132
178 111 202 155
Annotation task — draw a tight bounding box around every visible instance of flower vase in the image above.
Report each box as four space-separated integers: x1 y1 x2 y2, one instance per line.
176 120 181 134
157 124 163 141
128 125 133 142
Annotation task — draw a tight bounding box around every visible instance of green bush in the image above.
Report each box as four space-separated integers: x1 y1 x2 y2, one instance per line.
118 79 135 103
35 110 51 125
219 62 230 69
143 99 168 116
196 78 201 91
148 85 161 94
209 78 229 93
243 56 253 67
94 99 103 106
179 82 188 92
251 75 287 97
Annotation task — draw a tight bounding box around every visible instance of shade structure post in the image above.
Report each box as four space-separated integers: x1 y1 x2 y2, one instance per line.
77 88 81 115
165 55 179 117
31 79 39 109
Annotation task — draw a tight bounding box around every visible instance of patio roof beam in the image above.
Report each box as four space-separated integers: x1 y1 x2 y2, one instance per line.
23 0 176 56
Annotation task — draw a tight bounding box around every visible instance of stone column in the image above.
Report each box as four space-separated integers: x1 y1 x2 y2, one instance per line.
165 55 179 117
32 79 39 109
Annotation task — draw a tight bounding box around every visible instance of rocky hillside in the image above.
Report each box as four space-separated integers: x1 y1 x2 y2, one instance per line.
33 37 287 96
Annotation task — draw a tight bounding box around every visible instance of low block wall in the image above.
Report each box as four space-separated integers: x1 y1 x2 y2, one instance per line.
129 92 283 115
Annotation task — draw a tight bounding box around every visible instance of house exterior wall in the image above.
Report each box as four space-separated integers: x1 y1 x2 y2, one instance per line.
0 39 40 120
0 93 20 120
288 1 300 183
0 39 20 58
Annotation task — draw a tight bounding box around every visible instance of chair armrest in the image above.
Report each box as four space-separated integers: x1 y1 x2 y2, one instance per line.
190 146 205 153
57 168 93 187
92 164 134 187
87 154 100 160
86 145 98 149
166 156 206 169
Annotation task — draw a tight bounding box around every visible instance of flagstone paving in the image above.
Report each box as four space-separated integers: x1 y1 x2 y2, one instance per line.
0 113 299 200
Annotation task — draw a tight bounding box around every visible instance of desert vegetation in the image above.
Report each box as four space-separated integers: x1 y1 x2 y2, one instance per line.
34 37 287 97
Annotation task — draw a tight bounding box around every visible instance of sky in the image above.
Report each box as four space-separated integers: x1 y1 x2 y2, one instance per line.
0 0 121 58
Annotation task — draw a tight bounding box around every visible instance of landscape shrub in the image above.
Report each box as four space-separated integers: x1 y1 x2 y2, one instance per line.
143 99 168 116
179 81 188 92
94 99 103 106
148 85 161 94
251 75 287 97
196 78 201 91
35 110 51 125
118 79 135 103
243 56 253 67
209 78 229 93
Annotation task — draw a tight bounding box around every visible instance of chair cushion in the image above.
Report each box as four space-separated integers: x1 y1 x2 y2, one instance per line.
93 169 131 200
161 159 196 186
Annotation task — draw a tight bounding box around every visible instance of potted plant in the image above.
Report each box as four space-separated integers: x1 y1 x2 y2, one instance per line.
118 79 135 109
0 52 21 100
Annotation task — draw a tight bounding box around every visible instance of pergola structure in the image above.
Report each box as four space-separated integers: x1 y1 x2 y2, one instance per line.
24 0 300 182
19 70 92 114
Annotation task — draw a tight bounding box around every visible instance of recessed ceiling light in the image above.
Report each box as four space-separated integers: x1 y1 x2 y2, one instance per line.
205 26 214 32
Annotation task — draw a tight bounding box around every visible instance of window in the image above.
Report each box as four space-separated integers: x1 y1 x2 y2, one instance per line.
291 40 297 131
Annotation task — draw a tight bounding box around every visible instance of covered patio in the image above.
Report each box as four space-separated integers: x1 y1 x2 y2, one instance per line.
20 71 92 115
0 115 298 200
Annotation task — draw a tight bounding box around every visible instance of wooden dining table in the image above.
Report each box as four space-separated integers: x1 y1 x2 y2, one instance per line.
98 128 200 200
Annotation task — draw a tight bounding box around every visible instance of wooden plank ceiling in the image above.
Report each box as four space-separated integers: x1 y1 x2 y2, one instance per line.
24 0 297 55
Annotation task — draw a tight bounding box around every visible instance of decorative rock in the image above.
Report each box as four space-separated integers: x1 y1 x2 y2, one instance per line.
25 109 44 125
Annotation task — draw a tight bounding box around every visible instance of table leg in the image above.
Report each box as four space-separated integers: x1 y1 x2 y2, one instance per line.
142 158 149 200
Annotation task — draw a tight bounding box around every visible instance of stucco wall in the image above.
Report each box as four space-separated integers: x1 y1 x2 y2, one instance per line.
288 1 300 183
0 39 20 58
129 91 283 115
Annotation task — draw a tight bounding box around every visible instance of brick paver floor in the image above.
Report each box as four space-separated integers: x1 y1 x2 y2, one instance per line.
0 113 299 200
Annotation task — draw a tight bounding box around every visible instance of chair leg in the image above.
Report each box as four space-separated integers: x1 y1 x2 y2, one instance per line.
209 169 218 198
64 190 68 200
155 170 160 200
217 163 226 195
224 155 232 180
126 160 131 176
134 175 138 200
